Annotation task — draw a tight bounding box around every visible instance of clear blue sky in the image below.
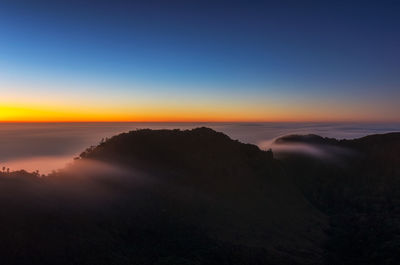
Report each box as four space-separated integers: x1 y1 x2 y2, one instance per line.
0 0 399 121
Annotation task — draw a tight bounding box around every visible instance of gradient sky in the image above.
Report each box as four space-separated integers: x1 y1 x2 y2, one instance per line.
0 0 399 122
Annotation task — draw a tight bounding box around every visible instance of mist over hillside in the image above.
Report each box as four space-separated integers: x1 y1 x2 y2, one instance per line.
275 133 400 264
0 128 399 264
3 122 400 174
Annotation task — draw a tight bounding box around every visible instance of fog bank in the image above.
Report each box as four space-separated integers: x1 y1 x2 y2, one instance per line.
1 122 399 173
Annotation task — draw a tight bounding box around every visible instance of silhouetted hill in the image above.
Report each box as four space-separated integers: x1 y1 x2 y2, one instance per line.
276 132 400 153
275 132 400 264
1 128 399 265
76 127 327 264
0 127 326 265
80 127 275 182
275 134 340 146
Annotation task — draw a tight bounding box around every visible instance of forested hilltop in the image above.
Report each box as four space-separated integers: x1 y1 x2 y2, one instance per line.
0 128 399 265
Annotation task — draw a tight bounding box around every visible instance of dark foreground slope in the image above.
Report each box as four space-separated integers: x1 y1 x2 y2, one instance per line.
0 128 326 265
275 133 400 265
2 128 399 265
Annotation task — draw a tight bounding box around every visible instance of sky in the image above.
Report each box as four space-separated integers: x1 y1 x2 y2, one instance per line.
0 0 399 122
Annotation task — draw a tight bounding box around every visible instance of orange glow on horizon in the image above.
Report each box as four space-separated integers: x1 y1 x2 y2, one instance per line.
1 101 398 124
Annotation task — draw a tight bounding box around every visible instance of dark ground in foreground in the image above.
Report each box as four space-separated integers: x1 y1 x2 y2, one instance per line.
0 127 399 265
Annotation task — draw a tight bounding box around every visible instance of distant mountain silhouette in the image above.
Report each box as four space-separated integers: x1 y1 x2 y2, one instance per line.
0 128 399 264
275 134 340 145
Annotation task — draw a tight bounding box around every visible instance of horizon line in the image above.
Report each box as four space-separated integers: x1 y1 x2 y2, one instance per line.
1 120 400 124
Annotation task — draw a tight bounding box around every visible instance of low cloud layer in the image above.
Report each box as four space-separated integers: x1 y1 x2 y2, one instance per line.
1 122 399 173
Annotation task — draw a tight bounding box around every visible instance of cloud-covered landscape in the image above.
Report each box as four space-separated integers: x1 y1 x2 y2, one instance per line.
1 1 399 264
